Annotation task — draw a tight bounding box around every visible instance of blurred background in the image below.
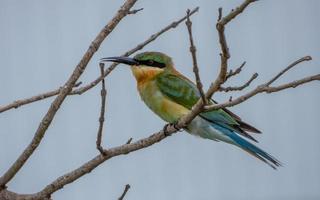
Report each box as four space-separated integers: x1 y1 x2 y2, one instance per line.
1 0 320 199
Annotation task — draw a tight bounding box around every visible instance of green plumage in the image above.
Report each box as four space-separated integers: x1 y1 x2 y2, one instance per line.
156 71 260 142
101 51 280 169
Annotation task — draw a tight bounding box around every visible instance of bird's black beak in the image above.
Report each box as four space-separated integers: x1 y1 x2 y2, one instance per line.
100 56 139 65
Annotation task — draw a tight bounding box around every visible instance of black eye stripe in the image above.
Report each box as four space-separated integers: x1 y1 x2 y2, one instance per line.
138 59 165 68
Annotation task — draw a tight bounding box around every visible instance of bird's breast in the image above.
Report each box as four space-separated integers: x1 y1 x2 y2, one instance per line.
136 80 189 123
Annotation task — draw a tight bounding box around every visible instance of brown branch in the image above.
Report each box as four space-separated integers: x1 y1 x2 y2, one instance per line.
96 63 107 155
219 72 258 92
0 0 138 188
0 2 254 199
226 61 246 79
0 7 199 114
265 73 320 93
0 89 60 113
72 7 199 95
266 56 312 86
204 0 256 100
185 9 207 104
205 56 317 111
218 0 257 26
0 189 51 200
28 3 255 198
28 123 183 199
118 184 131 200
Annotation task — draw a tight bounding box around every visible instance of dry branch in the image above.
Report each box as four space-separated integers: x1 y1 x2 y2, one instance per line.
23 2 258 199
0 6 201 200
266 56 312 86
185 9 207 104
219 72 258 92
205 56 317 111
118 184 131 200
96 63 107 155
0 7 199 114
0 0 138 189
1 0 318 200
226 61 246 79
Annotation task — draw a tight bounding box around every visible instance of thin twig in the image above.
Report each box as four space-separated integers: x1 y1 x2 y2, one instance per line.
226 61 246 79
96 63 107 155
128 8 143 14
70 6 199 95
0 0 138 188
118 184 131 200
74 81 83 87
0 7 200 114
217 7 223 21
185 9 207 104
126 138 133 144
203 0 256 100
205 56 317 111
220 72 258 92
21 2 319 199
266 56 312 86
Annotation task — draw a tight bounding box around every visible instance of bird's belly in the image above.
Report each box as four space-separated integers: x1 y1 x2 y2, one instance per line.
186 116 234 144
138 83 189 123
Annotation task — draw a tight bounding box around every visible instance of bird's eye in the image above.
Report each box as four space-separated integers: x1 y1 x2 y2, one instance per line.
148 60 154 65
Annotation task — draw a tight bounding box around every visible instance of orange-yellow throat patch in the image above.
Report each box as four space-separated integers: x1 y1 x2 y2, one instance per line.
131 66 189 123
131 65 164 85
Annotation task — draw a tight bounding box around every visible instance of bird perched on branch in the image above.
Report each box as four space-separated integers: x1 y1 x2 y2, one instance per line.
101 51 281 169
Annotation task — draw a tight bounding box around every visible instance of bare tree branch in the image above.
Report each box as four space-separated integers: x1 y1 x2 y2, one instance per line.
219 72 258 92
23 3 257 199
1 1 318 199
0 0 138 188
96 63 107 155
185 0 257 115
128 8 143 14
205 56 317 111
0 189 51 200
0 7 199 114
185 9 207 104
266 56 312 86
118 184 131 200
226 61 246 79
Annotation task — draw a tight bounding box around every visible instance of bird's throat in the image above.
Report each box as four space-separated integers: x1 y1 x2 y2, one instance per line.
131 66 164 85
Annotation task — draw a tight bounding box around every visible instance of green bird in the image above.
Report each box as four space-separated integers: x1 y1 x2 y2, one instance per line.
101 51 281 169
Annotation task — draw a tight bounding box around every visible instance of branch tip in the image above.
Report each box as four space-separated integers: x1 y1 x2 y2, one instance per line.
118 184 131 200
128 8 143 15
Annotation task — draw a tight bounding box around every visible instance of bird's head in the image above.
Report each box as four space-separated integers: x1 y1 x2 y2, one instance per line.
101 51 174 83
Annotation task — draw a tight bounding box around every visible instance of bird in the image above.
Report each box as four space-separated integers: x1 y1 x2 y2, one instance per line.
101 51 281 169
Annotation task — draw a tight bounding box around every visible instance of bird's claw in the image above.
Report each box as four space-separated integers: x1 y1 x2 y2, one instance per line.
163 122 182 136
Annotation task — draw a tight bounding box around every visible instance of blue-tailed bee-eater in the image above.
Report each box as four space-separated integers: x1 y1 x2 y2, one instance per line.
101 51 281 169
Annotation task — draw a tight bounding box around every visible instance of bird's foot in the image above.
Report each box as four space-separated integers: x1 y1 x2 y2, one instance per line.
163 122 182 136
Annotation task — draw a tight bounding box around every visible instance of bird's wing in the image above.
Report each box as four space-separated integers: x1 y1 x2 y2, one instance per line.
155 72 260 142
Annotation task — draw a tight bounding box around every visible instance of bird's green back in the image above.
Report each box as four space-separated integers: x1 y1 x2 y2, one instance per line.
155 72 239 125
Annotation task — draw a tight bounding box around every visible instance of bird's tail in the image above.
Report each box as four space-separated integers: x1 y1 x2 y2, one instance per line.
227 131 281 169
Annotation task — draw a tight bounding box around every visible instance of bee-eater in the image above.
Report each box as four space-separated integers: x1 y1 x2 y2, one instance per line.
101 51 281 169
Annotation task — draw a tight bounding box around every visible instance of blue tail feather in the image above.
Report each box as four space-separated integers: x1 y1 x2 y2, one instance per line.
211 123 281 169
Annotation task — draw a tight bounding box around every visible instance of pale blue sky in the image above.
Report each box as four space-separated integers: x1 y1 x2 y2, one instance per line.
1 0 320 199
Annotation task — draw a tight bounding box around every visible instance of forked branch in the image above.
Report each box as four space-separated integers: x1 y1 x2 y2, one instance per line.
205 56 317 111
0 0 138 189
0 1 318 200
0 7 199 114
